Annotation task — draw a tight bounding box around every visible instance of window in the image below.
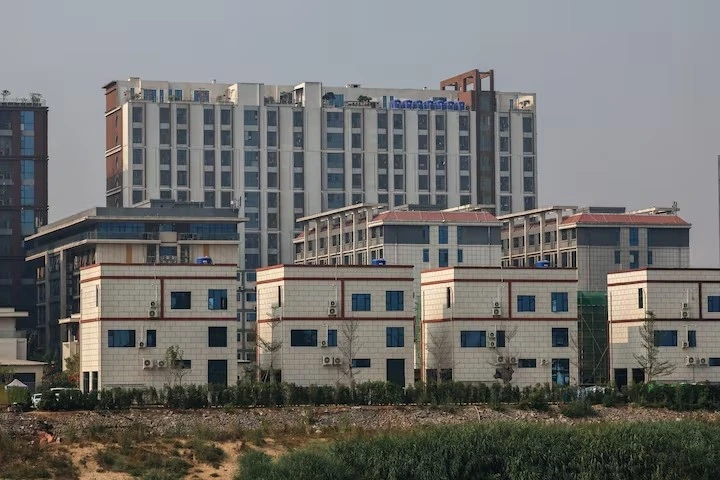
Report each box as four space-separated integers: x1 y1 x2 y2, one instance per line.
500 137 509 152
290 329 317 347
327 329 337 347
422 248 429 262
386 327 404 348
552 328 569 347
293 110 304 127
629 250 639 269
244 109 258 126
352 293 371 311
688 330 697 348
523 138 534 153
385 291 404 311
551 292 569 313
207 360 227 385
629 227 639 246
496 330 506 348
647 250 653 265
460 331 486 348
638 288 644 309
439 249 449 268
208 327 227 347
108 330 135 347
709 296 720 312
523 116 533 133
352 359 371 368
517 295 536 312
614 250 621 264
438 225 449 244
146 330 157 348
326 132 344 149
208 289 228 310
518 359 536 368
552 359 570 386
457 249 463 263
171 291 191 309
653 330 678 347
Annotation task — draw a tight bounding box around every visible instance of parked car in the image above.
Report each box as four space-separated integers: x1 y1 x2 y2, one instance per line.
31 393 42 409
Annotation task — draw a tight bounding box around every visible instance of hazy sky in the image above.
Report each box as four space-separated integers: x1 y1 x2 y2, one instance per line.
3 0 719 265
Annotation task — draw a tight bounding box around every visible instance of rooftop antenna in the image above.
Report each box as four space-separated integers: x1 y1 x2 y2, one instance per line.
671 201 679 215
1 90 9 101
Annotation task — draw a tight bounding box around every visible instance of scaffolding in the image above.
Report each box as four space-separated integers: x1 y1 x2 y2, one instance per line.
578 291 609 385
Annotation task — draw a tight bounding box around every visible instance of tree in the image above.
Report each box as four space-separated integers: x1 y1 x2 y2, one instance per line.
357 95 372 104
491 326 518 384
426 327 455 382
257 304 283 383
0 364 14 384
165 345 190 386
64 352 80 387
338 316 362 383
634 311 676 383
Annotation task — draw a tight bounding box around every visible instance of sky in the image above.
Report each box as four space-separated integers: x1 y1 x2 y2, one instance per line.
3 0 719 265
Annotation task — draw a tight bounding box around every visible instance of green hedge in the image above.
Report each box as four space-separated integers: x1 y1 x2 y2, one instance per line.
236 421 720 480
37 381 720 412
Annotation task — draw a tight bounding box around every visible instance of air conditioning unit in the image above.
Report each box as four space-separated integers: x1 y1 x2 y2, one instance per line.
492 307 502 317
682 302 689 309
328 307 338 317
142 359 152 369
488 331 496 340
686 356 695 366
681 311 689 319
509 357 517 365
681 341 689 349
540 359 548 367
333 357 341 365
138 341 145 349
148 309 158 318
157 360 167 369
496 355 505 364
328 300 338 308
488 340 497 349
493 301 500 309
150 301 157 308
320 340 328 348
699 357 708 366
322 356 332 366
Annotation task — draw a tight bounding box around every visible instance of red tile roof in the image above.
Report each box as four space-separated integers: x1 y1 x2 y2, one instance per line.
370 211 499 224
561 213 690 226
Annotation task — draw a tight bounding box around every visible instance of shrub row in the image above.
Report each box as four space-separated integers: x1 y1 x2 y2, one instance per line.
35 381 720 412
236 421 720 480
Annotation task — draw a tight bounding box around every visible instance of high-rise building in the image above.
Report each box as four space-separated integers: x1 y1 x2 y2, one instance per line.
102 69 537 271
0 93 49 331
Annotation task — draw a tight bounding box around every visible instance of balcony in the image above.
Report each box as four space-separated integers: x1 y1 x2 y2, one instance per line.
27 231 160 256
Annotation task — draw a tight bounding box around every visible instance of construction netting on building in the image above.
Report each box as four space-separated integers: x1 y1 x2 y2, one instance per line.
578 291 609 385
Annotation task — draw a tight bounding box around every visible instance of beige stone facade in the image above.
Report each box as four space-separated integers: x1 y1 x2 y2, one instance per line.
77 264 237 391
421 267 578 387
255 265 415 387
608 268 720 386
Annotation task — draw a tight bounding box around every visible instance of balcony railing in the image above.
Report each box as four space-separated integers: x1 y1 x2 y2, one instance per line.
27 231 161 256
178 232 239 241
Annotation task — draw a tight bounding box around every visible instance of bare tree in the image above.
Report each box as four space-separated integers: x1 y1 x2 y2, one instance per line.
426 327 456 382
0 364 14 384
634 310 676 383
165 345 190 386
258 304 283 383
491 326 518 384
338 316 362 383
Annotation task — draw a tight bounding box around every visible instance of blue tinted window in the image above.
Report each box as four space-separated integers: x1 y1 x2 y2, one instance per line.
709 296 720 312
496 330 506 348
21 185 34 206
438 225 449 244
290 329 317 347
517 295 536 312
327 172 344 189
171 292 191 309
352 293 371 311
614 250 621 264
327 193 345 209
245 292 256 302
647 250 653 265
552 359 570 385
386 327 404 347
629 227 639 246
385 291 404 311
552 328 569 347
20 111 34 128
457 249 464 263
245 272 257 282
327 329 337 347
551 292 569 312
654 330 677 347
326 153 344 169
159 246 177 256
518 359 536 368
709 358 720 367
246 312 257 322
208 289 228 310
422 249 429 262
326 132 344 149
193 90 210 102
21 209 34 235
351 358 371 368
21 136 34 156
688 330 697 348
439 248 449 267
460 330 485 348
146 330 157 348
108 330 136 347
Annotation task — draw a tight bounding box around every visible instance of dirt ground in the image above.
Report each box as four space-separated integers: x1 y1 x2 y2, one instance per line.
2 404 718 479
